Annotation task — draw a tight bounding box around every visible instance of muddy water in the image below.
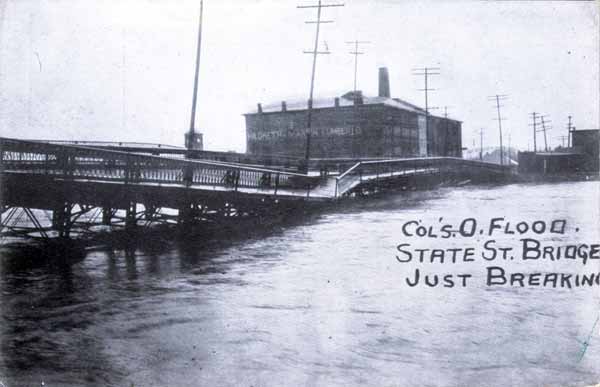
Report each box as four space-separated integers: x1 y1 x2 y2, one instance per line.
1 181 599 387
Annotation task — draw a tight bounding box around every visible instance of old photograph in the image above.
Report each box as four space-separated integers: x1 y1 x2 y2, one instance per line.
0 0 599 386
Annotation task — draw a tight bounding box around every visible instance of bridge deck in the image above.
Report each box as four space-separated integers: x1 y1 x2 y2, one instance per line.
0 137 512 239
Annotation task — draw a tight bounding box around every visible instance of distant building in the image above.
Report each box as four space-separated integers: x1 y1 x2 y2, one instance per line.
244 67 462 159
572 129 599 172
517 129 599 175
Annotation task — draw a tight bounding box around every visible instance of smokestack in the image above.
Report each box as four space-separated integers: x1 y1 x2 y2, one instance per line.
378 67 390 98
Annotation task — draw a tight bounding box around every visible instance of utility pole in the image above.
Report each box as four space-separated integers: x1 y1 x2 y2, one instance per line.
346 40 370 94
480 128 484 161
413 67 440 156
557 135 568 148
507 133 511 164
297 0 344 166
187 0 204 151
488 94 508 165
529 112 539 153
567 115 573 147
346 39 370 157
540 115 551 152
442 106 452 156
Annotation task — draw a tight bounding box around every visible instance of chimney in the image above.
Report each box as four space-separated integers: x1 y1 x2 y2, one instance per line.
334 97 340 107
257 103 263 113
281 101 287 112
378 67 390 98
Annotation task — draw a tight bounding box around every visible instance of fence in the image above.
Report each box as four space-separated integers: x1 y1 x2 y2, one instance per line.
0 137 321 197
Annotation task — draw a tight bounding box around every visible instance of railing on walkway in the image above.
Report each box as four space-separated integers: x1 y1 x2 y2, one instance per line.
32 140 306 170
335 157 511 197
0 138 321 198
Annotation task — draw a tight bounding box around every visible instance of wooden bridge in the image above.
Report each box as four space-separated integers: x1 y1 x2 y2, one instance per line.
0 137 511 241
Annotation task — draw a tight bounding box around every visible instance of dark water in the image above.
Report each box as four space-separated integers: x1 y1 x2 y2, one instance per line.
1 182 599 387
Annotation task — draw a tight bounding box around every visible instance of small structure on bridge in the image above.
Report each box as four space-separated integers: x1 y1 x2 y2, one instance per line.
244 67 462 159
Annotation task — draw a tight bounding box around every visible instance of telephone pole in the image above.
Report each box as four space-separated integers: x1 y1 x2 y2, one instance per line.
297 0 344 165
567 115 573 147
557 135 568 148
507 133 511 164
346 39 370 157
540 115 551 152
442 105 452 156
529 112 539 153
488 94 508 165
480 128 484 161
413 67 440 156
346 40 370 93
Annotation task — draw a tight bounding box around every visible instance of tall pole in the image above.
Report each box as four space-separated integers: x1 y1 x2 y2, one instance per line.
488 94 507 165
413 67 440 157
507 133 511 164
480 128 484 161
346 40 370 158
530 112 538 153
443 106 452 156
540 115 551 152
567 115 573 147
346 40 370 96
297 1 344 165
557 135 568 148
189 0 204 142
496 95 503 165
488 94 508 164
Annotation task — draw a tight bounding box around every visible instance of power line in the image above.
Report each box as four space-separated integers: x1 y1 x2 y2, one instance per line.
345 40 370 93
413 67 440 156
488 94 508 165
297 0 344 164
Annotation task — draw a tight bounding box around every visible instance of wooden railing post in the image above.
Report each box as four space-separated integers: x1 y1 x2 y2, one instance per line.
274 173 280 196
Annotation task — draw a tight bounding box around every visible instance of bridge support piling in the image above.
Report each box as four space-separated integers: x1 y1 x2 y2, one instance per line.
125 202 137 229
52 202 72 238
144 205 157 221
178 203 194 225
102 207 112 225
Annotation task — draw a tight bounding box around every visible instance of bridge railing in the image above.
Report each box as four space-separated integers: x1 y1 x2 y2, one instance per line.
335 157 511 197
0 138 321 197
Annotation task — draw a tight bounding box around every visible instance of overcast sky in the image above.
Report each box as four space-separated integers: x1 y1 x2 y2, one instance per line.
0 0 598 152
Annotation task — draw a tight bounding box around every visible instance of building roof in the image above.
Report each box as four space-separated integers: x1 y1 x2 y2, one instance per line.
246 91 460 122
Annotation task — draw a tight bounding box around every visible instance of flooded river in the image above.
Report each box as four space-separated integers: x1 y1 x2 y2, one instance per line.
1 181 599 387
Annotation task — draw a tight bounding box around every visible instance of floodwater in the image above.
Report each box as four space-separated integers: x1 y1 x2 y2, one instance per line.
1 181 599 387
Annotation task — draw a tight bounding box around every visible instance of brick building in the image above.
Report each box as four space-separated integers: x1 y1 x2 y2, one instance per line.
244 67 462 159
